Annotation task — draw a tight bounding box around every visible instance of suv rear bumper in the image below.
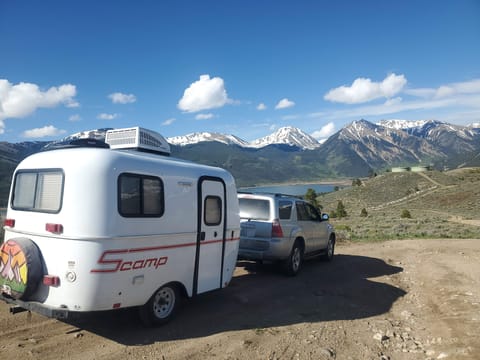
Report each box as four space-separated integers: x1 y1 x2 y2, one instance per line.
238 237 291 261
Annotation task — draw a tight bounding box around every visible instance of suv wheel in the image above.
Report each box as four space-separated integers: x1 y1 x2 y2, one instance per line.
284 240 304 276
321 236 335 262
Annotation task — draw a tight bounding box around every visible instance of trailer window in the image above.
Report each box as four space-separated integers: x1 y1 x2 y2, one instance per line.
12 170 64 212
204 196 222 226
118 173 164 217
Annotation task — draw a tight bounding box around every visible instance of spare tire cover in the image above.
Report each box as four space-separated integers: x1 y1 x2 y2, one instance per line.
0 238 44 300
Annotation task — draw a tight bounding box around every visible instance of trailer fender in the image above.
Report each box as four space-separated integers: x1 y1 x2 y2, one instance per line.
0 238 44 300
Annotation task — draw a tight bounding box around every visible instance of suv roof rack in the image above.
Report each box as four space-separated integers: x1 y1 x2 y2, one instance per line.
237 191 303 199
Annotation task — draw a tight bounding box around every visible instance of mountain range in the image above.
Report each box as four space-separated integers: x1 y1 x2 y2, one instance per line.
1 119 480 202
165 126 321 150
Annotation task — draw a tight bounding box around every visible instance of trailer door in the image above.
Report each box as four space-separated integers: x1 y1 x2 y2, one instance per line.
194 176 227 294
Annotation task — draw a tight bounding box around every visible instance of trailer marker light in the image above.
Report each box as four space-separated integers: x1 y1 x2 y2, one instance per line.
43 275 60 287
113 303 121 309
4 219 15 227
46 223 63 234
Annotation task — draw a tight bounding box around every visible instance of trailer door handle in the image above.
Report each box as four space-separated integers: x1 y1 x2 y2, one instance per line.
200 231 206 241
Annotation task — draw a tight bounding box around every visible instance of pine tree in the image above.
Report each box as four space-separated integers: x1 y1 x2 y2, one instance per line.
336 200 347 218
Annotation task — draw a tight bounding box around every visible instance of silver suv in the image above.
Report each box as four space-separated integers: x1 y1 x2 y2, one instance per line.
238 192 335 275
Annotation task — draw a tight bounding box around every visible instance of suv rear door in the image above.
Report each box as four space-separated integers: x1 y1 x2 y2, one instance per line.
295 201 328 252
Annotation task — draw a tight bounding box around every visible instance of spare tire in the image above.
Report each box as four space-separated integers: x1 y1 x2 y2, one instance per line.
0 238 44 300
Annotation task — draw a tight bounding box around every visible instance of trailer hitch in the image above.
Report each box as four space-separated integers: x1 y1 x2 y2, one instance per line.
10 306 28 314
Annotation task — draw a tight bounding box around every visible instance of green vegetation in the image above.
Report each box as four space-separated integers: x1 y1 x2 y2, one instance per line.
318 168 480 242
304 188 322 211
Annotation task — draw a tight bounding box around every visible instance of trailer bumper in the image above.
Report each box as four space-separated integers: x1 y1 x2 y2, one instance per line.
0 293 73 319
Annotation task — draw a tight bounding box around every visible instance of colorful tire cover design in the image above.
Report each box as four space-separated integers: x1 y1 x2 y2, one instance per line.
0 238 43 300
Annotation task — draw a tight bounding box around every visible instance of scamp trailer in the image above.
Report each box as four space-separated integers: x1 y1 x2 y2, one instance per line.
0 127 240 326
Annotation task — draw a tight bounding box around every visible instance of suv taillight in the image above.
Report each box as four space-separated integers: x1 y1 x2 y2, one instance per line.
272 219 284 238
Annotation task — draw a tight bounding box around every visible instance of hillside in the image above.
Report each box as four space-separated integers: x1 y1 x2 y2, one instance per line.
319 168 480 240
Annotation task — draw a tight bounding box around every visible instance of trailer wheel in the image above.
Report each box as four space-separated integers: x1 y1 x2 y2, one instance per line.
139 283 180 327
0 238 44 300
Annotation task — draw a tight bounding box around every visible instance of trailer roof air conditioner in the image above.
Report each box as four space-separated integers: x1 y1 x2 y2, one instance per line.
105 127 171 155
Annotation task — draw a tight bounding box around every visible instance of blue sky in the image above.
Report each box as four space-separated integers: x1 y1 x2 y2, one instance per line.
1 0 479 143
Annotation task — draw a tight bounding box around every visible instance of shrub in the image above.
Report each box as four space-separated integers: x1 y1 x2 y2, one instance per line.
336 200 347 218
401 209 412 219
360 208 368 217
352 178 362 186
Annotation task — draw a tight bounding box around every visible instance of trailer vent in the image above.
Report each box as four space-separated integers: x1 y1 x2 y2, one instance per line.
105 127 171 155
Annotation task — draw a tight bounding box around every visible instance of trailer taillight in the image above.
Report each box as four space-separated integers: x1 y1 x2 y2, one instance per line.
4 218 15 228
43 275 60 287
46 223 63 234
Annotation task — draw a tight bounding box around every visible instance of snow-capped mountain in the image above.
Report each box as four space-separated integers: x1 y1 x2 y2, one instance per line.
332 119 443 168
167 132 249 147
378 119 480 154
249 126 320 149
167 126 321 150
377 119 432 130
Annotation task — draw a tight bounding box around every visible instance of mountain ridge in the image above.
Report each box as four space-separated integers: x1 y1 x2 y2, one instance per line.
1 119 480 203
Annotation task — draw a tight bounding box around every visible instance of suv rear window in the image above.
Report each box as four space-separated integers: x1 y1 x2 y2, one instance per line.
12 170 64 213
239 198 270 220
278 200 293 219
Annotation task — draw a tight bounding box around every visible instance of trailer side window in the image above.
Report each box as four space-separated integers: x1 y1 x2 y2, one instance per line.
12 170 64 213
204 196 222 226
118 173 164 217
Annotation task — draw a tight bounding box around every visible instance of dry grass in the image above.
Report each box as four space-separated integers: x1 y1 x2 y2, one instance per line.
318 168 480 242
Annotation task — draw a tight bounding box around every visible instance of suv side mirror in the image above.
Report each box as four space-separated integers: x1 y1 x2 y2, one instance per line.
321 213 329 221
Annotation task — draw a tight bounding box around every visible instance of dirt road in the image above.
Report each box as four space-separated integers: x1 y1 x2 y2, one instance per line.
1 239 479 360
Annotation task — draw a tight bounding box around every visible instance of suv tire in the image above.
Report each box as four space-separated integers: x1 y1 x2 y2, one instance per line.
284 240 304 276
321 236 335 262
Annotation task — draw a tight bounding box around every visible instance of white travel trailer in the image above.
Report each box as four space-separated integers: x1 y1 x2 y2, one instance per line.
0 127 240 326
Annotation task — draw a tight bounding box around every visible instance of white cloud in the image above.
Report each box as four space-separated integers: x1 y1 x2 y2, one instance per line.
162 118 176 126
324 73 407 104
0 120 4 134
281 114 300 121
195 113 214 120
311 122 336 140
384 97 402 106
257 103 267 111
22 125 66 138
0 79 78 121
405 78 480 99
275 98 295 110
108 92 137 104
97 113 118 120
69 114 81 122
178 74 230 112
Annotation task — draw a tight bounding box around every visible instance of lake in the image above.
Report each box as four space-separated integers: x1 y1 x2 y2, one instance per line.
238 183 341 196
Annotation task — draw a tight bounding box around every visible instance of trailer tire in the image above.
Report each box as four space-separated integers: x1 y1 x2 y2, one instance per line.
139 283 180 327
0 238 44 300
